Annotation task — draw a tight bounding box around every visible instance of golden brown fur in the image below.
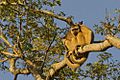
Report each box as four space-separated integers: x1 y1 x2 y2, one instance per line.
63 22 94 69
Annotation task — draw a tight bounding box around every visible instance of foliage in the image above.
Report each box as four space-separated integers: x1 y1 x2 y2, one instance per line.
53 52 120 80
77 52 120 80
0 0 66 77
94 9 120 36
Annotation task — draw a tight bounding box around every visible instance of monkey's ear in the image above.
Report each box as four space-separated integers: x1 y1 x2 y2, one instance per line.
79 21 83 25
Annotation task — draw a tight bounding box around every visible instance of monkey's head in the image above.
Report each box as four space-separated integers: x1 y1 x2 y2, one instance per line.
71 24 81 36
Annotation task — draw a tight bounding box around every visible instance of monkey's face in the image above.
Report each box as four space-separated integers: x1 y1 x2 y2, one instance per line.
71 26 80 36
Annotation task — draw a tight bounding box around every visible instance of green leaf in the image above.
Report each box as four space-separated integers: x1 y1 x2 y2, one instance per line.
56 0 61 6
24 43 33 51
0 46 3 51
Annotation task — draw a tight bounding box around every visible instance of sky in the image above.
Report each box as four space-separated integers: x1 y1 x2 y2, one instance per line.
0 0 120 80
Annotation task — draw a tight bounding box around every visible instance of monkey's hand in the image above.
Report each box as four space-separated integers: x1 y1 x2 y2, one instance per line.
64 53 80 70
64 52 87 71
74 45 84 57
66 51 74 58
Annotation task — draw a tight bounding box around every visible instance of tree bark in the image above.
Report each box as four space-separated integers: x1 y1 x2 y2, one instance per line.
77 40 112 53
46 59 66 80
106 35 120 49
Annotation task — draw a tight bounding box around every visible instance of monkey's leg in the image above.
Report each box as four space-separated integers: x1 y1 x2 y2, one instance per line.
69 54 87 65
64 54 80 70
66 51 87 64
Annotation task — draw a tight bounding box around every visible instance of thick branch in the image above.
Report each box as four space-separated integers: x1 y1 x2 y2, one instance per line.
9 58 30 77
46 59 66 80
30 9 74 25
24 59 43 80
30 69 43 80
106 35 120 49
25 59 36 67
77 40 112 53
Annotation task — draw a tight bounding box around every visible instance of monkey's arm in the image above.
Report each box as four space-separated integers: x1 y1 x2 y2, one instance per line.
62 30 76 51
62 36 77 51
62 39 75 51
81 25 94 44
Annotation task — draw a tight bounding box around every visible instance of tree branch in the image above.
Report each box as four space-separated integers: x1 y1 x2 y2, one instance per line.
77 40 112 53
41 33 57 72
1 51 20 57
0 58 8 62
46 59 67 80
0 35 12 47
9 58 30 80
105 35 120 49
30 68 44 80
0 34 23 57
24 59 44 80
30 9 74 25
25 59 36 67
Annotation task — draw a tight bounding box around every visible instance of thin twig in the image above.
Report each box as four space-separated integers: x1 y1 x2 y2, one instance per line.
0 58 8 62
40 33 57 71
0 35 12 47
